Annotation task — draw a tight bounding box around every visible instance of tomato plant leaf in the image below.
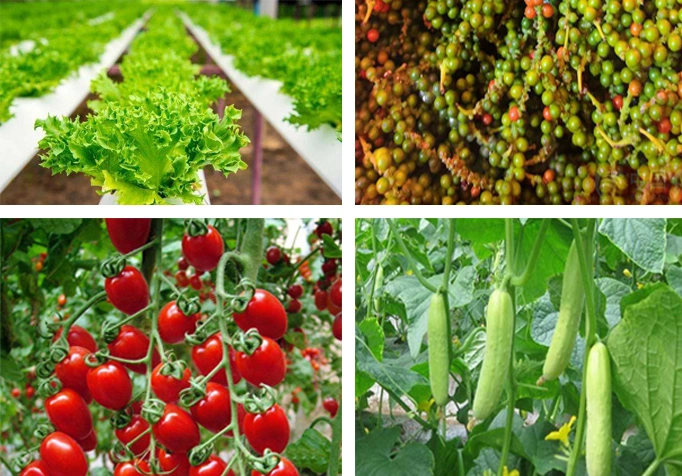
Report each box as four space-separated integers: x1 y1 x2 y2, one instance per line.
356 427 435 476
608 285 682 469
286 428 334 474
599 218 666 273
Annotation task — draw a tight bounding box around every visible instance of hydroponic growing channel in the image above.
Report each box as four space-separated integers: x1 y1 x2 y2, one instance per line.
0 2 341 205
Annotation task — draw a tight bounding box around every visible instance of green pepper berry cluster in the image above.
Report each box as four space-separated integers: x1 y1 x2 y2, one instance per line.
355 0 682 204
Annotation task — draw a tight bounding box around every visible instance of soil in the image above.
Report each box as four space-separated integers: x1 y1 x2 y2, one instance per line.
0 25 340 205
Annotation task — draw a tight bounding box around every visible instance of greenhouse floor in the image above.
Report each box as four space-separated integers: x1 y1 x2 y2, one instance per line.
0 84 339 205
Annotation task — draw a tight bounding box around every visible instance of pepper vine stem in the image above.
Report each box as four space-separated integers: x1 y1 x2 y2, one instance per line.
386 219 438 293
566 218 597 476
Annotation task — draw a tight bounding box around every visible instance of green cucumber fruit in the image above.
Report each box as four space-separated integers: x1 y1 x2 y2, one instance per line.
472 288 514 420
586 342 612 476
542 240 585 382
428 292 450 406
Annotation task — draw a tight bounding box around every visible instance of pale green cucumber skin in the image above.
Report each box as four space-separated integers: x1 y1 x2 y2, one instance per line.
586 342 612 476
472 288 514 421
428 292 450 407
543 240 585 381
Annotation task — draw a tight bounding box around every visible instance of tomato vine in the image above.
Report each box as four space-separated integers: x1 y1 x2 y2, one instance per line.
0 218 342 476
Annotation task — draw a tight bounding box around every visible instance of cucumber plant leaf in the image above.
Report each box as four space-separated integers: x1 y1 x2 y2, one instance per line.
607 285 682 472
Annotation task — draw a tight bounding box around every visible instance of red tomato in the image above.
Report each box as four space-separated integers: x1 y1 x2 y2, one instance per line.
178 257 189 271
25 385 35 399
151 363 191 404
322 259 337 276
11 387 21 398
57 294 67 307
152 404 200 453
87 361 132 410
158 301 200 344
192 333 241 385
105 266 149 315
327 293 342 316
55 346 92 403
77 428 97 452
235 337 286 387
329 278 342 308
40 432 88 476
244 404 290 455
251 457 299 476
107 325 160 374
45 389 93 440
105 219 152 254
332 314 342 341
287 299 302 314
287 284 303 299
190 382 232 433
323 397 339 418
115 415 150 456
159 449 191 476
53 325 97 352
175 270 189 288
265 246 282 265
315 221 333 238
113 459 151 476
234 289 288 340
182 225 224 272
314 290 328 311
190 455 235 476
20 461 51 476
189 274 203 290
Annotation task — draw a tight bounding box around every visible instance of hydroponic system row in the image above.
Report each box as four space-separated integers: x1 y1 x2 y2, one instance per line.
0 1 341 205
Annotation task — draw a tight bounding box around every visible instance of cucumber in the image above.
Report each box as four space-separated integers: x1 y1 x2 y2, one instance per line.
472 288 514 421
542 240 585 382
428 292 450 406
586 342 612 476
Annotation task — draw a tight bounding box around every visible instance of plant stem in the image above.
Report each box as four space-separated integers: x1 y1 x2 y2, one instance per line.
642 459 662 476
144 218 165 466
284 246 321 289
505 219 515 274
215 219 265 475
381 385 434 429
141 219 163 285
566 219 597 476
386 219 437 292
510 219 550 287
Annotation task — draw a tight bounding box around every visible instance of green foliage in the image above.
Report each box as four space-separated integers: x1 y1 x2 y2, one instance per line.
35 10 249 204
355 218 682 476
186 4 341 134
0 2 147 123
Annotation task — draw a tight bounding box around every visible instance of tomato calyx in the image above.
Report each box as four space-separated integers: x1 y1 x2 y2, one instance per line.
100 256 127 279
177 294 201 317
232 328 264 356
242 386 277 414
250 451 283 475
184 219 211 238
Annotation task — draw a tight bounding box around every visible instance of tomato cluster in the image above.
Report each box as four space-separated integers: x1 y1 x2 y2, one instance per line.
19 219 304 476
263 220 342 427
